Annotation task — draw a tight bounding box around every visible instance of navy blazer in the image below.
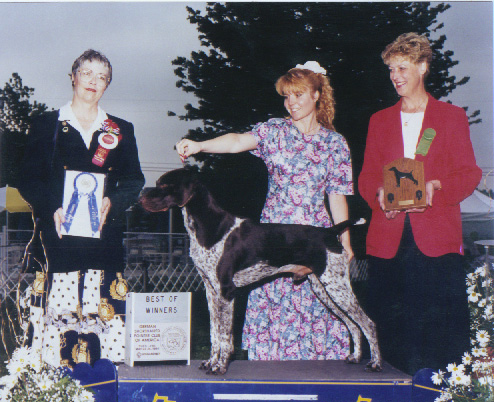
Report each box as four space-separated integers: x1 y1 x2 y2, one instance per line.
18 110 145 273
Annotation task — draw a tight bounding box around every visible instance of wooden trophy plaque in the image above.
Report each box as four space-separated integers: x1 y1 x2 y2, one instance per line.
383 158 426 211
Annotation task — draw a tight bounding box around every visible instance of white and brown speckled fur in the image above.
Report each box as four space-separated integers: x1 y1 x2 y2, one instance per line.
140 168 382 374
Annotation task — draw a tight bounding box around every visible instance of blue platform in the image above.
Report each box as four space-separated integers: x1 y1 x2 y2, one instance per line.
69 359 441 401
114 360 441 402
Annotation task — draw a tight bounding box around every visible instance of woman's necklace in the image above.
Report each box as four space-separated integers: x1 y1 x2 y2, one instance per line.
299 123 321 136
402 97 427 127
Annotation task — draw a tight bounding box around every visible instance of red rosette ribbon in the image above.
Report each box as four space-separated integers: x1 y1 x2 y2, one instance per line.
92 119 121 167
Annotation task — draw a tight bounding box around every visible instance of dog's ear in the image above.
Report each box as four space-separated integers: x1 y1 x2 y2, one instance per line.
147 168 201 210
139 187 170 212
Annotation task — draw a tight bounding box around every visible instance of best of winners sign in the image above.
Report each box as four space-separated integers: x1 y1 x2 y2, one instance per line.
125 292 191 367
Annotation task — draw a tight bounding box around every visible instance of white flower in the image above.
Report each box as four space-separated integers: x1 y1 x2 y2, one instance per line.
471 346 486 357
467 285 477 295
295 61 327 75
479 376 489 385
476 330 490 346
38 376 54 392
449 372 470 386
80 389 95 401
431 370 444 385
0 385 13 401
478 298 487 308
462 352 472 365
27 358 42 374
483 304 493 319
7 360 27 376
435 391 453 402
11 347 31 368
446 362 465 374
468 291 481 303
466 272 476 284
472 360 483 372
475 264 489 277
458 373 471 386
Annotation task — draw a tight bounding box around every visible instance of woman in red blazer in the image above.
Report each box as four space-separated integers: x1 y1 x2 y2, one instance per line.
359 33 482 374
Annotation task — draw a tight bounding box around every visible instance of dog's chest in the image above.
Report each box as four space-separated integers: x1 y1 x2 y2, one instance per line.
182 210 243 279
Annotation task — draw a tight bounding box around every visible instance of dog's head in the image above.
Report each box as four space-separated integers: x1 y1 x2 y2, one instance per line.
140 168 199 212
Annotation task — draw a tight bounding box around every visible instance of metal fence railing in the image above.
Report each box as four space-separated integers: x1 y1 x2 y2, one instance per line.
1 227 370 305
0 228 203 305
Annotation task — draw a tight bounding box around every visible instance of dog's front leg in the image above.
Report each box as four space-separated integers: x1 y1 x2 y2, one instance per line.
200 276 222 372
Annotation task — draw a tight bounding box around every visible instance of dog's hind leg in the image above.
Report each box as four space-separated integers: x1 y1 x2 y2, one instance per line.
307 273 364 364
214 297 235 374
317 254 382 372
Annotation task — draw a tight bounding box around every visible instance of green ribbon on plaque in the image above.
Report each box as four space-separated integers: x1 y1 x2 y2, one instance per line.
415 128 436 156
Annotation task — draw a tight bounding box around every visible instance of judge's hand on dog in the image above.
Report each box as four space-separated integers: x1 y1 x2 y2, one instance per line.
377 179 442 219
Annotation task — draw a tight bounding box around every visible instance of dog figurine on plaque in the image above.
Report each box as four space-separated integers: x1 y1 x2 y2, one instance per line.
383 158 426 211
61 170 106 238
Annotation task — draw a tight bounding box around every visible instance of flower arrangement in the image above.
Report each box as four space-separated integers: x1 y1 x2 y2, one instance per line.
432 262 494 402
0 346 94 402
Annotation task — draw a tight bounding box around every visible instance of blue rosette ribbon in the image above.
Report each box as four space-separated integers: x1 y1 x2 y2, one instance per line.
62 172 100 236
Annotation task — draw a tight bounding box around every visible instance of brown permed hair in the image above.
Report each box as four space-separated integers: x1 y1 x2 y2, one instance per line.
381 32 433 73
70 49 112 87
275 68 335 130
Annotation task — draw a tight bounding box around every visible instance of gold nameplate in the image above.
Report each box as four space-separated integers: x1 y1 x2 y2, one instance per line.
383 158 426 211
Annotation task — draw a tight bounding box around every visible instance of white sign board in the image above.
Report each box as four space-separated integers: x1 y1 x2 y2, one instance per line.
125 292 191 367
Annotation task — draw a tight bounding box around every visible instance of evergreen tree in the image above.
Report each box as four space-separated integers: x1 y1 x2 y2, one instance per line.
0 73 48 186
171 2 479 218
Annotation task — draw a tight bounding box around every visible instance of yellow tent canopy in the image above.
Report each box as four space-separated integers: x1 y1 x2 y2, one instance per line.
0 186 31 213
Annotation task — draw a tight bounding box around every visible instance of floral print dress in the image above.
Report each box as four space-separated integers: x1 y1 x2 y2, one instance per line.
241 118 353 360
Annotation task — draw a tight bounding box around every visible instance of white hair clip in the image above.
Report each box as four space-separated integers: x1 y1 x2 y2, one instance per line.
295 61 327 75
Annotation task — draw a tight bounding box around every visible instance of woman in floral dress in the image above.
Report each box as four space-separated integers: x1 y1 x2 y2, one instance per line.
176 61 353 360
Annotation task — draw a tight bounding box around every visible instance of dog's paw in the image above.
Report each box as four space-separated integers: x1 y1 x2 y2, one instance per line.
205 363 228 375
365 360 383 372
199 360 211 371
345 354 361 365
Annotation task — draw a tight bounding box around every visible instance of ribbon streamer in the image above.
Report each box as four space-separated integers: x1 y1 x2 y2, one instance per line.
63 172 100 236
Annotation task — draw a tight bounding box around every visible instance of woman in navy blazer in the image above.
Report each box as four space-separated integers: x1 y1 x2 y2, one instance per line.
18 50 145 368
359 33 481 374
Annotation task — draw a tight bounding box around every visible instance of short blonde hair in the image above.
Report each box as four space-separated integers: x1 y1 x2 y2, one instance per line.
382 32 432 72
275 68 335 130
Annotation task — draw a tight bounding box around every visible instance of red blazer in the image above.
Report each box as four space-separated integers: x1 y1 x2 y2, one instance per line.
359 94 482 259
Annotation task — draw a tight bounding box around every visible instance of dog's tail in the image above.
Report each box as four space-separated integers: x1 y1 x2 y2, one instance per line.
330 217 366 234
322 217 366 253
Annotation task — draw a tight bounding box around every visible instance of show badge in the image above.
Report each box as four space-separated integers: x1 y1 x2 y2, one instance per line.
125 292 192 367
92 118 121 167
61 170 106 238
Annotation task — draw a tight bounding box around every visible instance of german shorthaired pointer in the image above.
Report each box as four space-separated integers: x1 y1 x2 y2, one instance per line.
389 166 418 187
140 168 382 374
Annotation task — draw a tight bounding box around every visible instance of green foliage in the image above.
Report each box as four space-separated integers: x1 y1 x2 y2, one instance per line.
0 73 47 135
0 73 49 187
